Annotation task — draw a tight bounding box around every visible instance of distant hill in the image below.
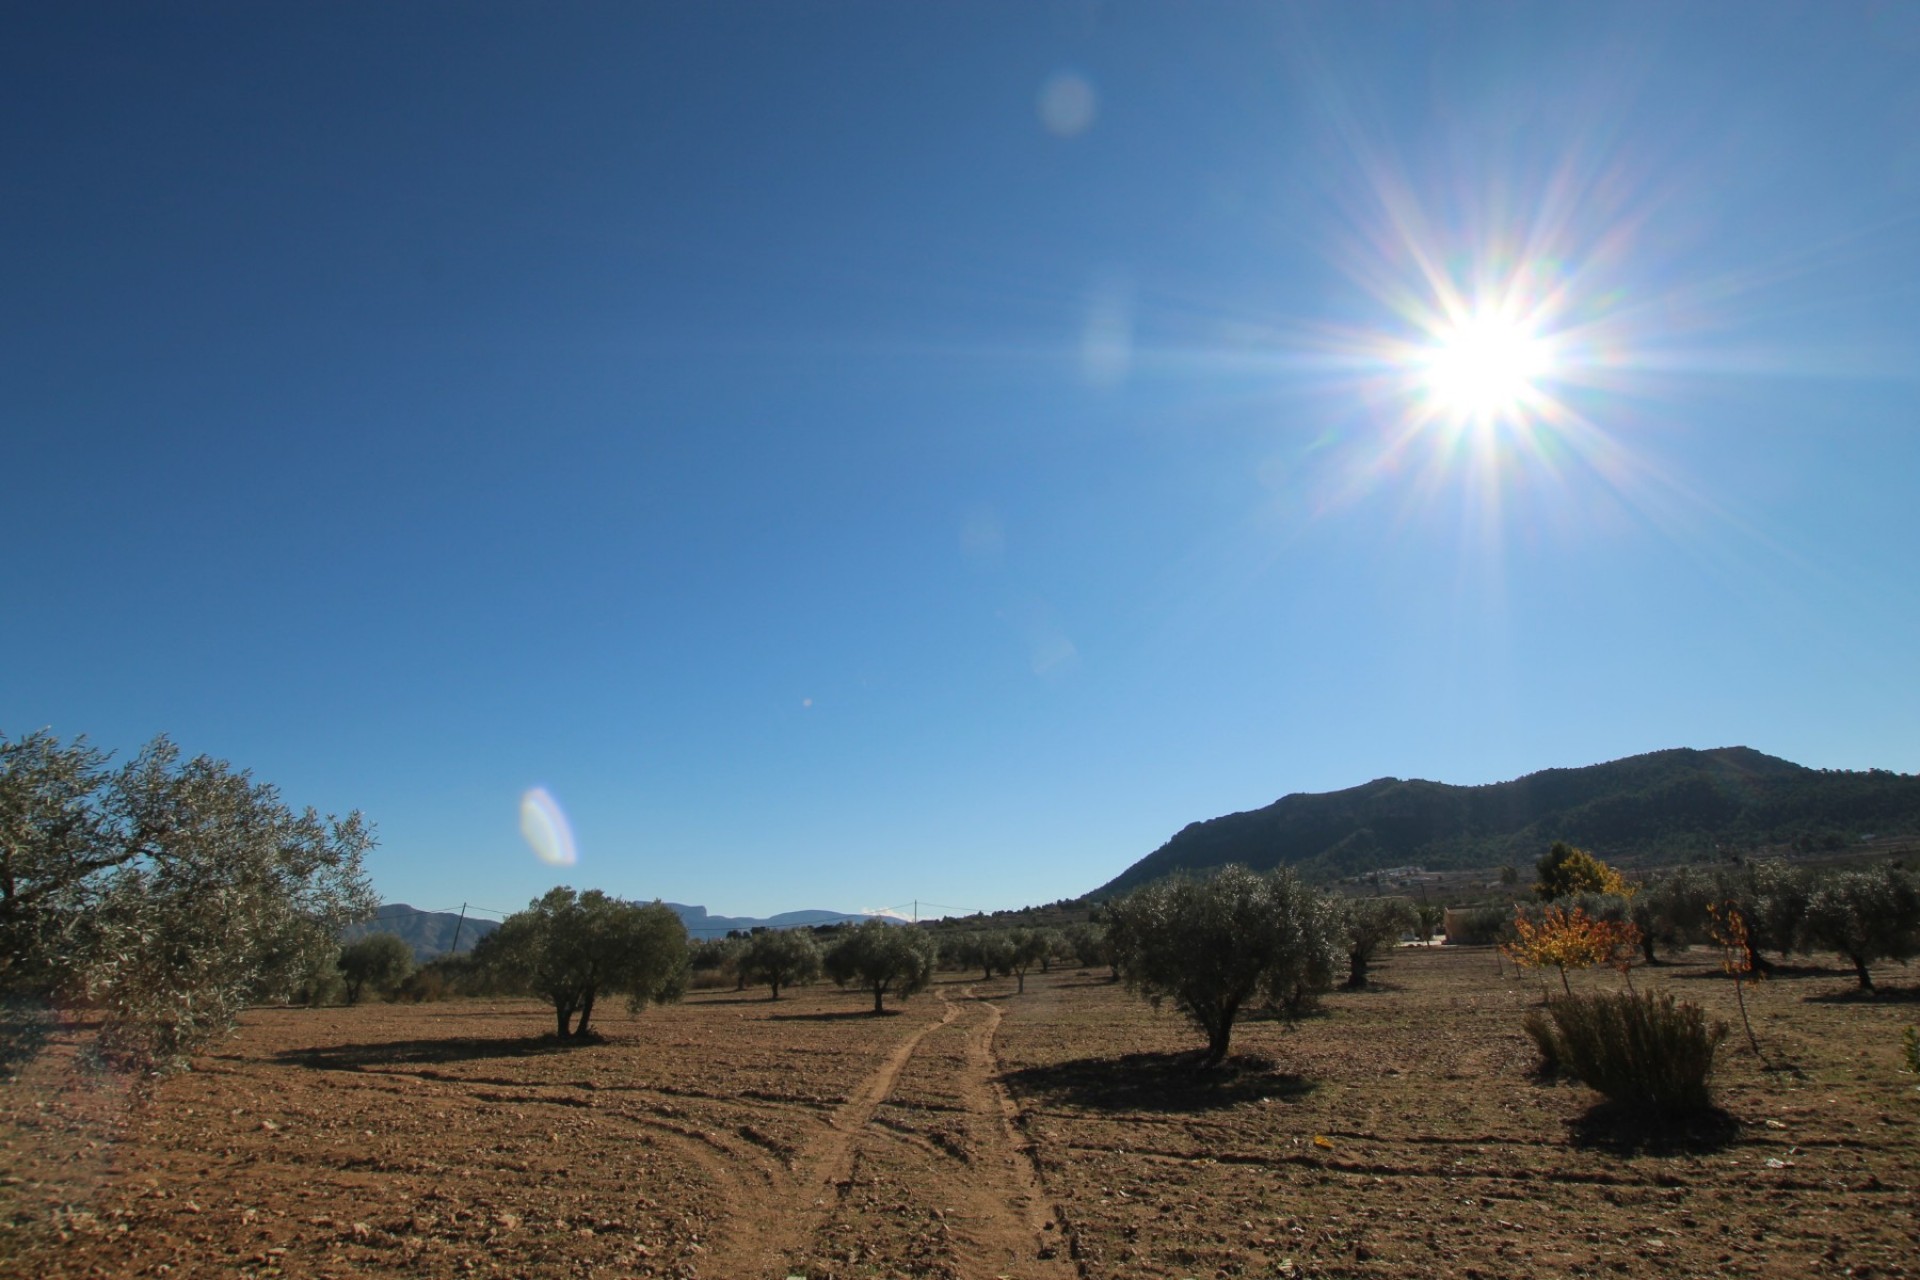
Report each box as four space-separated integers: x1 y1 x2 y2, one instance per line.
343 904 499 962
1096 747 1920 897
665 904 886 937
344 901 880 961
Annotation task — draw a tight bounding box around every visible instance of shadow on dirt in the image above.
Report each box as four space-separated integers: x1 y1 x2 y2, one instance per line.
273 1035 591 1071
1568 1102 1739 1155
1802 984 1920 1004
999 1051 1314 1113
766 1009 902 1021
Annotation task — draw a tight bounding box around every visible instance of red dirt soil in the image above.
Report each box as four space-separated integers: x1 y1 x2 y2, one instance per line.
3 947 1916 1279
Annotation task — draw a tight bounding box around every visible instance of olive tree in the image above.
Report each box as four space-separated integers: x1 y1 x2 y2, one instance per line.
338 933 413 1004
1802 864 1920 991
1004 928 1051 994
825 918 936 1013
1 730 376 1072
1338 897 1417 989
477 887 688 1037
1104 865 1340 1066
738 927 823 1000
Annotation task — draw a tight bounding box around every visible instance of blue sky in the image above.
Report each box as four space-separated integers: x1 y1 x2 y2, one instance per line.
7 3 1918 921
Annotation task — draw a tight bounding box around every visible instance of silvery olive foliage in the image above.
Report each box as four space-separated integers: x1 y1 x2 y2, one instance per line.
1 730 376 1073
1104 865 1341 1065
824 918 937 1014
476 887 690 1038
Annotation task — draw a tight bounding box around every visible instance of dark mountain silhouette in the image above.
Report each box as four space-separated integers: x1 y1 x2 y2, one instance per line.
1096 747 1920 896
345 902 881 962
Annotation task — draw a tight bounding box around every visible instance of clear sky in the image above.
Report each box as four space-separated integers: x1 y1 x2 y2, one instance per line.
6 3 1918 923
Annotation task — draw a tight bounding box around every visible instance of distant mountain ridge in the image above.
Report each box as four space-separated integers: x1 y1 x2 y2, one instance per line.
1096 747 1920 897
346 901 878 962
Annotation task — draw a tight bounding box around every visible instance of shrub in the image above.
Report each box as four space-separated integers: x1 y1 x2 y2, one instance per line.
1520 1007 1561 1073
1902 1026 1919 1077
1539 989 1726 1111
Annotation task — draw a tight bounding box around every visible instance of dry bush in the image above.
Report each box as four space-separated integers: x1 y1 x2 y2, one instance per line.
1540 988 1726 1112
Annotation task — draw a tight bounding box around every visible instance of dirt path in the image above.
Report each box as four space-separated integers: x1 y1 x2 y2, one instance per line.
703 984 1077 1279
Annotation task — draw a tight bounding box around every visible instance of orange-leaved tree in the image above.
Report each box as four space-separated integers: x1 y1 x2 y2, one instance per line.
1502 905 1641 995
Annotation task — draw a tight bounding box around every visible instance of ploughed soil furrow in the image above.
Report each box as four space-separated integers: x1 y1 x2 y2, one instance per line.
6 951 1919 1280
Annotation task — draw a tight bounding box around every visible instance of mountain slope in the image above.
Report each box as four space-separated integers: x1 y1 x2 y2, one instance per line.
344 902 880 961
1096 747 1920 896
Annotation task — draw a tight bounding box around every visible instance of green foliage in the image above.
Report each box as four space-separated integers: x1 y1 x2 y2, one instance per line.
1004 928 1051 992
824 919 937 1013
1902 1026 1919 1077
1535 989 1727 1112
1629 865 1716 962
476 887 688 1038
1 730 376 1073
1338 897 1417 988
1443 905 1512 947
1104 865 1340 1065
337 932 413 1004
1062 922 1112 973
1801 864 1920 991
1715 859 1812 970
1095 747 1920 891
1414 903 1445 942
1535 842 1628 901
737 928 823 1000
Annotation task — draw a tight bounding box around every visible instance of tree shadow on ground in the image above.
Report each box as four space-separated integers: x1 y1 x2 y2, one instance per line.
1803 983 1920 1004
998 1051 1314 1114
766 1009 901 1021
272 1035 591 1071
1568 1102 1739 1155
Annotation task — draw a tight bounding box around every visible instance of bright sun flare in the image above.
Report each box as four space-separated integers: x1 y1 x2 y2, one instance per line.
1420 311 1551 423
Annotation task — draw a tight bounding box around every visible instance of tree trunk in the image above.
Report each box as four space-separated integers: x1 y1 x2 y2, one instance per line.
1346 951 1369 990
1852 954 1875 991
555 1001 575 1038
1016 969 1026 994
770 980 781 1001
576 988 596 1038
872 985 886 1015
1203 1019 1234 1067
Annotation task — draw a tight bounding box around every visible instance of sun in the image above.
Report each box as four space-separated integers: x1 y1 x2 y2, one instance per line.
1419 309 1552 425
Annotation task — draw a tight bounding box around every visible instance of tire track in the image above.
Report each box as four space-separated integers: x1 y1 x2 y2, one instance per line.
701 993 960 1279
943 992 1078 1279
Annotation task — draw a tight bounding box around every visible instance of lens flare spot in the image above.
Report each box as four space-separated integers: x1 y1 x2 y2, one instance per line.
1038 70 1098 138
519 787 577 867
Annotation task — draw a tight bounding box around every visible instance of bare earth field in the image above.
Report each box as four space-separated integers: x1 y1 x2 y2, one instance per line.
4 947 1917 1279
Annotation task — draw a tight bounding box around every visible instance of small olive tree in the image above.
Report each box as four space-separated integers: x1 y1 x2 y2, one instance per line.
738 928 823 1000
1104 865 1340 1066
477 888 688 1037
1005 928 1051 993
1338 897 1417 989
1802 864 1920 991
338 933 413 1004
825 918 936 1013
